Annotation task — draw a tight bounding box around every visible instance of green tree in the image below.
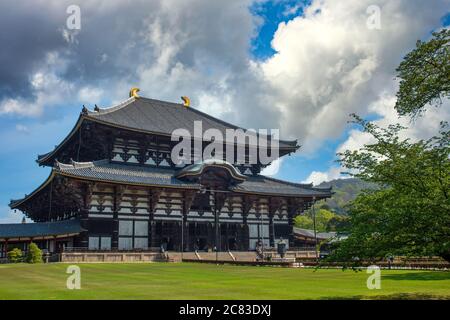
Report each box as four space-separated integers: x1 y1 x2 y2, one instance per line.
295 208 347 232
294 215 314 229
329 29 450 267
330 117 449 265
26 243 43 264
315 209 335 231
326 215 351 232
7 248 23 263
395 28 449 117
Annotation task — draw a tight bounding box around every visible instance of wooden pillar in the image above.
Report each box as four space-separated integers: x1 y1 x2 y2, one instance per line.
268 213 274 247
225 224 229 251
242 195 256 251
148 188 162 249
268 197 282 248
287 199 301 248
182 190 196 251
52 235 57 253
207 222 214 251
112 187 119 250
150 221 158 248
214 193 218 253
3 239 8 258
181 216 188 252
80 183 94 249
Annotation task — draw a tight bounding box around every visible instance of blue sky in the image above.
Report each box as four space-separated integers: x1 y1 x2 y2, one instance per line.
0 0 448 223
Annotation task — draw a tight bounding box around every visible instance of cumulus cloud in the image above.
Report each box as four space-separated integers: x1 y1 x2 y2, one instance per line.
0 0 448 167
302 166 344 185
261 157 283 176
0 206 26 224
0 51 73 116
78 86 104 104
308 93 450 184
337 93 450 154
255 0 449 153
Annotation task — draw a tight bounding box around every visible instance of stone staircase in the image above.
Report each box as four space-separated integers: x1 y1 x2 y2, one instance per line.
167 251 258 263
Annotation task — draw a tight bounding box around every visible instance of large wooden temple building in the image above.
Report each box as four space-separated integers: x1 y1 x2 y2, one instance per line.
1 90 331 256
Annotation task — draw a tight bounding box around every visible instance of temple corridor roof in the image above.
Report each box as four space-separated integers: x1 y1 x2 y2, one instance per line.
56 160 331 197
55 160 201 189
0 219 84 240
11 160 332 210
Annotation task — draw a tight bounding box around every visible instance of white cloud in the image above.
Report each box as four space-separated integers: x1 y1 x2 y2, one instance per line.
0 52 73 116
78 86 104 104
337 93 450 154
302 166 346 185
255 0 448 153
261 157 283 176
315 93 450 184
0 0 448 184
15 124 30 133
0 207 25 224
260 0 449 183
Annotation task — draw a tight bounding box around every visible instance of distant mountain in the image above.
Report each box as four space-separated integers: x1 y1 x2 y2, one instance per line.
315 178 376 215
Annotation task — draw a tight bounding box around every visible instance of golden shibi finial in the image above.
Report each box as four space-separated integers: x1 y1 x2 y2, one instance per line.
181 96 190 107
129 87 140 98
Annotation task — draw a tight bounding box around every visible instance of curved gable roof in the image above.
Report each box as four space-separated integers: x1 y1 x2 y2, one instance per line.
85 97 297 148
37 96 299 165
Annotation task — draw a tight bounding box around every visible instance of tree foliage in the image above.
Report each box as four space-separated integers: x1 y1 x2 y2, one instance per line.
7 248 23 263
330 117 450 264
26 243 43 264
395 28 449 117
315 178 376 214
294 208 350 232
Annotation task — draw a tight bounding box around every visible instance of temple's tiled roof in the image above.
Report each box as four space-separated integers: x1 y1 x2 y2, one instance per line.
293 227 337 240
11 161 332 209
37 96 299 165
56 160 331 197
293 227 348 242
84 97 298 149
231 176 332 197
55 160 201 189
0 219 84 239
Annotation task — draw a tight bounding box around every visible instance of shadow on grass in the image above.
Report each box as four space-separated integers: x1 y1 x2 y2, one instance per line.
383 272 450 281
322 293 449 300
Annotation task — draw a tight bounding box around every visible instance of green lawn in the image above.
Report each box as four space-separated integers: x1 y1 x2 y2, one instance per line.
0 263 449 300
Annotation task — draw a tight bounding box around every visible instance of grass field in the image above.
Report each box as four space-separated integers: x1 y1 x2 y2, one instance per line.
0 263 449 300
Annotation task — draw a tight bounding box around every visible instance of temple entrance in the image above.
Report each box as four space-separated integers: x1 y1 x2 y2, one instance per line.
161 237 174 251
228 237 237 250
153 221 181 250
188 222 210 251
195 238 208 251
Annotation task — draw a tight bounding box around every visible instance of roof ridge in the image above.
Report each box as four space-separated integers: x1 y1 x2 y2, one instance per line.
86 97 136 115
186 105 298 145
55 159 95 170
258 174 314 189
87 96 299 145
258 175 333 191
